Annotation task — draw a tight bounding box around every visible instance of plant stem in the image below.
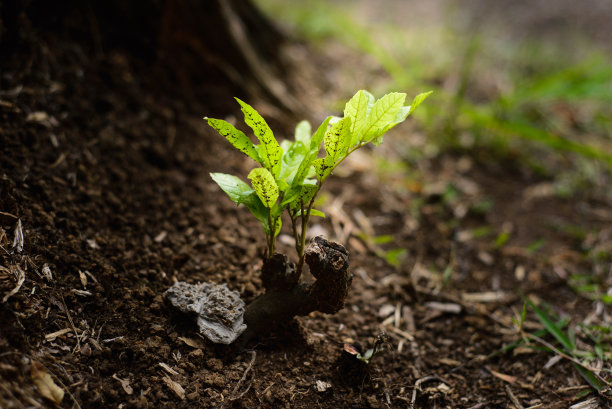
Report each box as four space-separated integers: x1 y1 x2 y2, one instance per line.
267 210 275 256
291 213 301 260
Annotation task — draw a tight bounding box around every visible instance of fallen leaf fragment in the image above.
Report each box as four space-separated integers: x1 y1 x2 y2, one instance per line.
31 361 64 404
178 336 206 349
163 376 185 400
112 373 134 395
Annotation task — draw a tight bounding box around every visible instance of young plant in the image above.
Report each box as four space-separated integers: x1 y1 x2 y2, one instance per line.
204 89 430 343
206 89 431 270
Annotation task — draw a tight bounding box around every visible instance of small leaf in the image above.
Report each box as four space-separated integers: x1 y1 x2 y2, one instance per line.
279 140 308 187
309 209 325 218
344 89 374 146
324 116 351 163
205 118 260 162
310 116 332 151
248 168 279 208
235 98 283 177
408 90 433 115
314 158 332 182
272 216 282 238
295 208 325 218
294 120 311 144
360 92 406 143
288 184 318 210
210 173 253 205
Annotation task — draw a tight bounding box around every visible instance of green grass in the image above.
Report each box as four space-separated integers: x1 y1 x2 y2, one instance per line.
255 0 612 181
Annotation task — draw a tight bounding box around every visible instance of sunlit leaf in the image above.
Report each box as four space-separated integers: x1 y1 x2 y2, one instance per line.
361 92 406 143
324 116 351 163
235 98 283 177
248 167 279 208
205 118 260 162
408 90 434 115
210 173 253 205
344 89 374 146
294 120 311 144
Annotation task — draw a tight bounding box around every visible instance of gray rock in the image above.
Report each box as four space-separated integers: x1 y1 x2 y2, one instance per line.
165 281 247 344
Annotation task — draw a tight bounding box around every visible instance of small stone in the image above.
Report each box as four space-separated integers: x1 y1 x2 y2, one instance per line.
315 380 332 392
165 281 246 344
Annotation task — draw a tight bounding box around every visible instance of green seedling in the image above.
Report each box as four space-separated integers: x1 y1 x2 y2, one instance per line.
343 332 389 364
206 89 431 270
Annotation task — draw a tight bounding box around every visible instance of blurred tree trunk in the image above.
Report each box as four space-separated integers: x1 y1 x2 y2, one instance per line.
0 0 300 112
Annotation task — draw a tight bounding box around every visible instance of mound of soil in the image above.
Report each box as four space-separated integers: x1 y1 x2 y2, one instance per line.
1 4 610 408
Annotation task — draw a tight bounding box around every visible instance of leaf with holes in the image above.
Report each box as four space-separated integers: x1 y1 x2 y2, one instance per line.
248 167 279 209
236 98 283 178
205 118 260 162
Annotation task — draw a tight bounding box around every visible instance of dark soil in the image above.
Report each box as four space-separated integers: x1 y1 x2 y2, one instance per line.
1 5 611 409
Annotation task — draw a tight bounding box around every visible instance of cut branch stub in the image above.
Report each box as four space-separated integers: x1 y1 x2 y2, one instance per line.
241 236 351 342
304 236 351 314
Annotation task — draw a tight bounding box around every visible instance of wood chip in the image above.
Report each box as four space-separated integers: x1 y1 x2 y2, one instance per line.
45 328 72 341
71 289 92 297
487 367 517 384
2 264 26 303
378 304 395 318
13 219 23 253
158 362 179 376
569 398 601 409
79 270 88 287
163 376 185 400
112 373 133 395
438 358 462 367
154 231 167 243
462 291 509 303
386 325 415 341
315 380 332 392
41 264 53 281
425 302 462 314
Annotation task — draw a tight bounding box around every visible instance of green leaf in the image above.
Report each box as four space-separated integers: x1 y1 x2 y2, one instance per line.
310 116 332 151
271 215 282 238
289 116 332 190
408 90 434 115
313 158 331 182
205 118 260 162
324 116 351 163
360 92 406 143
235 98 283 177
294 120 311 144
309 209 325 218
279 141 308 187
210 173 271 233
344 90 375 146
288 184 318 210
210 173 253 205
314 117 351 181
248 168 279 208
